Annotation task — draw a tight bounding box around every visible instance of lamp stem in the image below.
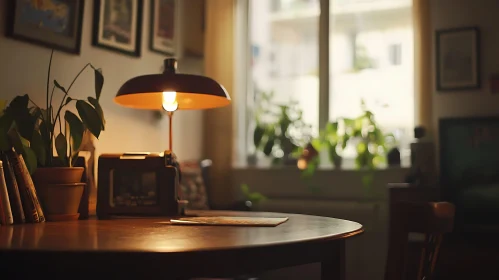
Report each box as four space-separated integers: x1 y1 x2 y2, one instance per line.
168 111 174 152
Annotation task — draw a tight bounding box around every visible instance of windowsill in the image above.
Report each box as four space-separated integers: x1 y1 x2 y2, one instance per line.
235 151 411 170
231 165 410 202
233 165 409 171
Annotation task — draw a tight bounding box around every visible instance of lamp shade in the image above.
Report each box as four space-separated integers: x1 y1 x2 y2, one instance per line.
115 58 231 110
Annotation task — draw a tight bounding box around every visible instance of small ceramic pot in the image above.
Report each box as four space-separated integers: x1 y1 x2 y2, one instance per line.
32 167 85 221
32 167 84 184
36 183 85 221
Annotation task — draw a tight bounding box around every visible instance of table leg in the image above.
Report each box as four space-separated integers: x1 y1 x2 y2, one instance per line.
321 240 346 280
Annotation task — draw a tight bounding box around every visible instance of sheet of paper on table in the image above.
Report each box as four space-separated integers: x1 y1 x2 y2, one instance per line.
164 216 289 227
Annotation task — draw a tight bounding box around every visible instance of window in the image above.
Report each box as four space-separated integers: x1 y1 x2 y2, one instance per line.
236 0 414 168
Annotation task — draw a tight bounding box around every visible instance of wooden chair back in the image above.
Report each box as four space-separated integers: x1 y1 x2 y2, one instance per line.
385 200 455 280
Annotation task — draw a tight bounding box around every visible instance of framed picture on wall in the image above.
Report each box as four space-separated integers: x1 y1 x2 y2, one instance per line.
436 27 480 91
5 0 84 54
92 0 143 57
149 0 176 56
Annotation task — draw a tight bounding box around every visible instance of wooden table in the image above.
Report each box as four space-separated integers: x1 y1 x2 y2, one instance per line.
0 210 363 279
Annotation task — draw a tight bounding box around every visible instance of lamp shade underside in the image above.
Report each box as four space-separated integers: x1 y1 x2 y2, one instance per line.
115 73 231 110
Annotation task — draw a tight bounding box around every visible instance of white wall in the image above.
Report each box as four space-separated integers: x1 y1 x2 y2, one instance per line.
432 0 499 140
0 0 203 162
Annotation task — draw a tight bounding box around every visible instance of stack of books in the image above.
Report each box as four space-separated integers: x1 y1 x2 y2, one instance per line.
0 147 45 225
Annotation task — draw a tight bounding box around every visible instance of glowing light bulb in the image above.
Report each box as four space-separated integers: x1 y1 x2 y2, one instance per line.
162 91 178 112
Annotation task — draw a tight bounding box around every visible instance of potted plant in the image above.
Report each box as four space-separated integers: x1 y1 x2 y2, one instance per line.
348 100 387 169
0 50 105 221
252 91 312 166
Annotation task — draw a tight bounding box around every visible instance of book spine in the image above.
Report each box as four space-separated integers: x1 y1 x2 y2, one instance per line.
7 150 40 223
0 161 6 225
0 161 14 225
17 154 45 223
1 152 25 224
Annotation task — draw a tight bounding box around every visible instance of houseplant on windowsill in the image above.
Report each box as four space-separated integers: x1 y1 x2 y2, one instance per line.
0 50 105 221
252 91 312 166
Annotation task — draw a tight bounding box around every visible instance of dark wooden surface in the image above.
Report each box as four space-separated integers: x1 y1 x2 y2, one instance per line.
0 210 363 279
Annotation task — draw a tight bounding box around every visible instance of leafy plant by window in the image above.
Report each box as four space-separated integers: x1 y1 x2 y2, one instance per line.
252 91 312 165
349 100 387 169
0 50 105 173
301 100 391 179
240 184 267 205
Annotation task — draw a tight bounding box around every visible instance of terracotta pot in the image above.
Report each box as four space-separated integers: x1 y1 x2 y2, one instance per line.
32 167 84 184
32 167 85 221
36 183 85 221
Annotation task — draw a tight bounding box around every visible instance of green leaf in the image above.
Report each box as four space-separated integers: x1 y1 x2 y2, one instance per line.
326 122 338 134
307 184 321 193
327 141 340 163
71 153 80 168
87 97 105 130
311 138 323 151
39 120 50 151
271 157 281 166
76 100 102 139
7 128 37 173
357 142 367 153
6 95 36 141
7 127 27 157
362 173 374 190
54 80 67 93
301 156 319 179
263 136 274 156
23 147 37 175
0 114 14 151
93 67 104 100
6 95 29 112
342 135 350 150
241 184 249 196
40 107 50 123
31 130 46 166
65 97 73 105
253 125 265 148
65 111 84 151
55 133 68 166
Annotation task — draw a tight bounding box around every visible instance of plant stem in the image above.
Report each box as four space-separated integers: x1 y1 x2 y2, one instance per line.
46 50 53 118
66 122 72 167
49 84 56 118
51 102 68 144
51 103 66 153
28 98 40 109
51 100 55 124
46 50 54 165
59 111 62 134
48 62 90 166
50 63 90 145
67 63 90 94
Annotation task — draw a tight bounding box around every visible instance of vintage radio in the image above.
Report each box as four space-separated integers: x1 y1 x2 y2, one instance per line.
97 151 186 219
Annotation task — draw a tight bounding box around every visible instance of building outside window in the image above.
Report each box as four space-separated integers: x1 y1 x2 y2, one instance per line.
238 0 414 168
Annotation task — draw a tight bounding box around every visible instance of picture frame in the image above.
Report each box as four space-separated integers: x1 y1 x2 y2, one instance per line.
5 0 84 55
436 26 480 91
92 0 143 57
149 0 177 56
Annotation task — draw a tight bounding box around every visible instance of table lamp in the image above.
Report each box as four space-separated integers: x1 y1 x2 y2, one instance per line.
110 58 230 216
115 58 230 152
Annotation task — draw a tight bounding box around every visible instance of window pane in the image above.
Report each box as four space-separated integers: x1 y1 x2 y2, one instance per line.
329 0 414 162
248 0 319 161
